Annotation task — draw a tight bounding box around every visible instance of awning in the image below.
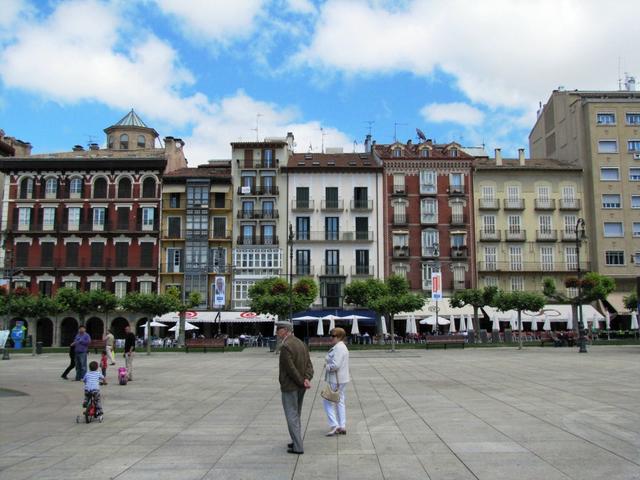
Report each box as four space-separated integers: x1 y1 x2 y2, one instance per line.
604 293 627 314
157 311 277 323
483 304 605 323
396 298 474 319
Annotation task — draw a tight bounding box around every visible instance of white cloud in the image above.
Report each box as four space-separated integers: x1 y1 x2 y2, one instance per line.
295 0 640 110
153 0 268 44
421 102 484 126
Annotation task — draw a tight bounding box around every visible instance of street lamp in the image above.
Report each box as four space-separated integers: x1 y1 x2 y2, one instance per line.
216 246 225 336
288 223 294 323
575 218 587 353
2 248 19 361
429 242 440 335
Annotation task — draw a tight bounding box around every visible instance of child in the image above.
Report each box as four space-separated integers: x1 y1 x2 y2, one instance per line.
100 350 108 385
82 361 104 415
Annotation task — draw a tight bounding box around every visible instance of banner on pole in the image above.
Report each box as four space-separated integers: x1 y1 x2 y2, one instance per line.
431 272 442 300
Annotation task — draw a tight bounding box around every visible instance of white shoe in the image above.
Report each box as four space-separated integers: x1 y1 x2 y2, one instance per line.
325 427 339 437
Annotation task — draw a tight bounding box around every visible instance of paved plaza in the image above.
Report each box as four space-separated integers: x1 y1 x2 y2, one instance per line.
0 346 639 480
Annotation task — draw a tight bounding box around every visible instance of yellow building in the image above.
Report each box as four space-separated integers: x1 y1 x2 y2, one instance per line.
159 162 233 320
474 149 588 294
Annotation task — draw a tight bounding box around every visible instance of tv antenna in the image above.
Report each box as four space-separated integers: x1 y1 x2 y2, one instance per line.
394 122 407 142
251 113 263 141
364 120 375 136
85 134 98 147
320 127 327 153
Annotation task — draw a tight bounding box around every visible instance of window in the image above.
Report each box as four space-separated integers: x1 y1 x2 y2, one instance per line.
92 208 105 231
93 178 107 198
421 229 438 254
393 264 408 278
68 207 81 231
604 222 624 237
393 148 402 157
510 276 524 292
422 263 434 290
420 170 437 193
15 243 29 267
296 217 310 241
633 195 640 209
167 248 182 272
91 243 104 267
169 193 180 208
212 217 227 238
39 281 53 297
538 215 552 233
296 250 311 275
628 140 640 152
602 194 621 208
598 140 618 153
90 281 103 291
509 246 523 271
137 135 146 148
18 208 30 231
600 167 620 181
506 185 520 201
631 168 640 181
421 198 437 223
65 281 78 290
142 178 156 198
449 148 458 158
114 281 127 299
115 242 128 267
540 246 554 271
45 178 57 198
353 187 368 209
451 232 465 248
420 148 429 158
393 200 407 223
108 135 114 149
626 113 640 125
355 217 369 240
321 279 344 308
325 187 339 209
140 243 154 268
537 185 550 201
507 215 521 233
43 207 55 231
563 215 577 234
140 281 153 294
481 185 495 200
484 247 497 270
69 178 83 198
450 173 463 190
633 223 640 237
562 185 576 202
19 178 33 199
355 250 369 274
325 249 340 275
325 217 339 241
393 233 408 248
118 178 132 198
482 215 496 233
40 242 54 267
217 192 229 208
263 149 274 166
605 251 625 266
66 243 79 267
296 187 310 208
120 133 129 149
142 207 155 231
596 113 616 124
484 277 498 288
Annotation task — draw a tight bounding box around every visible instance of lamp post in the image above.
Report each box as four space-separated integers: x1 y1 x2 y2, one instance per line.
575 218 587 353
429 243 440 335
216 246 225 337
288 223 294 323
2 248 18 360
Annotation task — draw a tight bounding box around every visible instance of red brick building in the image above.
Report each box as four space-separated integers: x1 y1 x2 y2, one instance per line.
373 140 476 295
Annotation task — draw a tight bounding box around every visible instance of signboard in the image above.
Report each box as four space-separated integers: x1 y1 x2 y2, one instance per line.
241 186 251 194
213 276 225 307
431 272 442 301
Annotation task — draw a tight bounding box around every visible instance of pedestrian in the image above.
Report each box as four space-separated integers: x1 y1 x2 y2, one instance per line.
60 343 76 380
322 327 350 436
72 325 91 381
105 329 115 365
100 350 109 385
123 325 135 381
276 321 313 455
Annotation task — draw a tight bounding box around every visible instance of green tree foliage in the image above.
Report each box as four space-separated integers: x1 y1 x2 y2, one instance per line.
55 288 93 325
7 293 65 354
623 292 637 312
249 277 318 320
164 287 203 347
543 273 615 304
494 290 546 350
449 286 498 336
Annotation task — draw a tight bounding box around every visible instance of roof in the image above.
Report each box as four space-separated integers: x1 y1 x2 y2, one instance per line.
113 109 148 128
163 164 232 180
475 157 582 171
27 148 166 159
373 141 474 160
285 153 382 172
231 141 288 148
0 155 167 172
0 138 15 157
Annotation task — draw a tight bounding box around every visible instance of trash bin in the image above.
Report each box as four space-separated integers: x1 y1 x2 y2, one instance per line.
36 342 43 355
269 339 277 352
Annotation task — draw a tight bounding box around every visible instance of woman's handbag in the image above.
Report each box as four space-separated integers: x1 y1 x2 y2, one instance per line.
320 371 340 403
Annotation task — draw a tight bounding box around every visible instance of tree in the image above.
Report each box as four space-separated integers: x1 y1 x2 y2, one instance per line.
449 286 498 340
55 288 93 326
249 277 318 321
493 291 546 350
623 292 637 312
165 287 202 347
344 275 424 352
122 292 179 354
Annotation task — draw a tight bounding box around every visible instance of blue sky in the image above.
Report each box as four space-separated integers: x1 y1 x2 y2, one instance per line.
1 0 639 164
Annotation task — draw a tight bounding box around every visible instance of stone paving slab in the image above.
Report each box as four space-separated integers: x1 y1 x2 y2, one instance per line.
1 346 640 479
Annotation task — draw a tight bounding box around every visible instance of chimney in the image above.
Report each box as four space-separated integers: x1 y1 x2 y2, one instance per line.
407 139 412 146
364 134 371 153
89 143 99 151
72 145 84 152
286 132 295 149
495 148 502 166
518 148 525 166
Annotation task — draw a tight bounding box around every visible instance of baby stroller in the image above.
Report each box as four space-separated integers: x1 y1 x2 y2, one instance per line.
77 390 103 424
118 367 128 385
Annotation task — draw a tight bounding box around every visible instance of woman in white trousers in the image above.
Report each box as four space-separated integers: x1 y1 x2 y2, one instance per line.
323 327 350 436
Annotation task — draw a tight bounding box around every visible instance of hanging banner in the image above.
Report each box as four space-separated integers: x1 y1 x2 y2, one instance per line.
213 276 225 306
431 272 442 301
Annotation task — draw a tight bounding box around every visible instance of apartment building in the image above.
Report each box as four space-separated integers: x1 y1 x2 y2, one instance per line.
530 87 640 301
475 149 588 293
230 136 293 309
160 162 233 312
283 152 384 308
373 140 475 295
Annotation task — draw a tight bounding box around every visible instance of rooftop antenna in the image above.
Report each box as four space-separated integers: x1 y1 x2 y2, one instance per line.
618 57 622 91
364 120 375 136
353 140 358 152
251 113 263 141
394 122 407 142
85 134 98 148
320 127 327 153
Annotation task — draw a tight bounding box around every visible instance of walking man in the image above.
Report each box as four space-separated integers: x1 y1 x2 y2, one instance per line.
72 325 91 381
123 325 136 381
276 321 313 454
105 329 115 365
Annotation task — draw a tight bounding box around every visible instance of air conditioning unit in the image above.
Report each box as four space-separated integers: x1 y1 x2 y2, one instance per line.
634 153 640 160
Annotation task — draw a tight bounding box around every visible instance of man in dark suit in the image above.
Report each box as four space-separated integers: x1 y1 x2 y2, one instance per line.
276 321 313 454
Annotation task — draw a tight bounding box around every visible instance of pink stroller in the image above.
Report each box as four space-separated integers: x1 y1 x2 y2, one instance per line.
118 367 128 385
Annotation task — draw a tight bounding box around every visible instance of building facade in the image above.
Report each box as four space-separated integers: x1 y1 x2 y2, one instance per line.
159 163 233 312
474 149 589 293
284 152 384 308
529 88 640 300
373 140 476 296
230 137 293 309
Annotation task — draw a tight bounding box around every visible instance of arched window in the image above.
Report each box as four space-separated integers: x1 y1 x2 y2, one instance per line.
108 135 114 149
19 178 33 199
420 149 429 158
120 134 129 150
449 148 458 158
142 177 156 198
137 135 146 148
93 178 108 199
69 178 83 198
45 178 57 198
393 148 402 158
118 178 132 198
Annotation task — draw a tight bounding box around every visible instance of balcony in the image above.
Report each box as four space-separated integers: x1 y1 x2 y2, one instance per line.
477 261 591 272
534 199 556 210
236 235 279 246
162 227 185 240
319 265 345 276
420 214 438 225
294 231 373 242
392 185 407 196
421 246 438 258
293 265 315 276
559 199 581 210
536 230 558 242
450 214 466 225
392 214 408 226
420 184 437 195
351 199 373 211
237 186 279 196
392 246 409 258
561 231 578 242
453 280 466 291
479 230 501 241
237 209 279 220
291 199 315 211
210 200 232 211
351 265 375 277
253 160 277 169
209 230 232 240
451 246 468 258
504 229 526 241
320 199 344 211
449 184 465 196
478 198 499 210
503 199 525 210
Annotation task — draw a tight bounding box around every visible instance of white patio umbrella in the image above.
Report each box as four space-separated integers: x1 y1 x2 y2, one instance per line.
351 316 360 335
406 316 416 335
531 317 538 331
169 321 198 332
149 319 168 328
316 318 324 336
420 316 451 326
566 308 574 330
293 315 321 321
582 314 590 329
273 321 277 336
491 317 500 331
449 315 457 333
459 315 466 331
322 314 340 332
467 314 474 331
631 311 639 330
381 315 388 335
543 314 551 332
604 310 611 330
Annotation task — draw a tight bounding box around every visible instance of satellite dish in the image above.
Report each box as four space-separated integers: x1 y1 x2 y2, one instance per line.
416 128 427 142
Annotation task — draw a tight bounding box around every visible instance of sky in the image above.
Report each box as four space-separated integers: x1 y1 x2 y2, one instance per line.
1 0 639 165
